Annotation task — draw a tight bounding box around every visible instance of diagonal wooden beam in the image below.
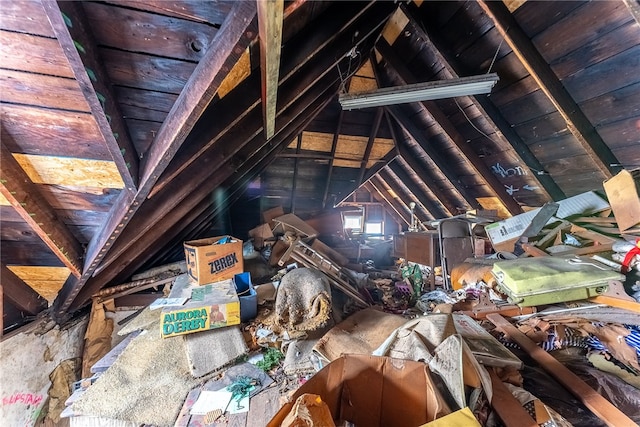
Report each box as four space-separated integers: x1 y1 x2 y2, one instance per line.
357 108 384 186
140 1 258 190
376 40 522 215
42 0 138 191
364 179 410 227
385 105 478 210
385 111 458 216
1 263 48 315
336 149 398 205
322 110 344 209
402 3 565 202
477 0 621 179
378 169 432 226
53 4 258 316
257 0 285 139
623 0 640 26
387 159 447 219
0 141 83 277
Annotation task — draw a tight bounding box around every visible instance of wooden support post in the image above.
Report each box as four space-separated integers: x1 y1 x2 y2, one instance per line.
486 313 636 427
257 0 284 139
322 111 344 209
357 108 384 186
478 0 620 179
291 133 302 213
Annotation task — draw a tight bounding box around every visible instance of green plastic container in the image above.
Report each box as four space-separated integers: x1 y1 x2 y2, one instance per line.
491 256 625 307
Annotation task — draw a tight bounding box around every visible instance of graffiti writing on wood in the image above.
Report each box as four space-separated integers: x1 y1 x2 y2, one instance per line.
505 184 519 196
1 392 43 407
492 162 527 178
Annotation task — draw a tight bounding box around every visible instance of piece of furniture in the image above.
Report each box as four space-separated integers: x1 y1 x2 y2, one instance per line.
392 232 441 290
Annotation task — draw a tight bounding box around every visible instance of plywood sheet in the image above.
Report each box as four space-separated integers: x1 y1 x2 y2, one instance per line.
476 197 510 219
7 266 70 303
297 131 333 152
218 47 251 99
12 154 124 189
382 7 409 46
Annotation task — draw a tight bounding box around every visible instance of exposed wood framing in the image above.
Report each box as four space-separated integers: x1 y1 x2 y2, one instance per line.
42 0 138 190
140 1 258 190
364 179 409 227
1 263 48 315
336 150 398 204
69 79 337 308
478 0 620 179
322 111 344 209
387 160 447 219
487 314 636 426
401 3 566 202
291 133 302 213
53 3 259 317
257 0 285 139
623 0 640 27
0 141 83 277
376 39 523 215
385 112 458 216
488 369 538 427
378 168 431 226
385 105 478 210
357 108 384 186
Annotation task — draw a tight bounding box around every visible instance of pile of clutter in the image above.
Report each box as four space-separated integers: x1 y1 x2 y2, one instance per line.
57 171 640 427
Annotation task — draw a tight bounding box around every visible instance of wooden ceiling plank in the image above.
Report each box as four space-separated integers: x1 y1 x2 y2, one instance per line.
378 169 432 226
42 0 138 191
0 142 83 278
376 39 523 215
357 108 384 186
477 0 621 179
387 160 447 219
402 3 566 202
1 264 48 315
322 110 344 209
385 105 477 211
257 0 285 139
139 1 258 191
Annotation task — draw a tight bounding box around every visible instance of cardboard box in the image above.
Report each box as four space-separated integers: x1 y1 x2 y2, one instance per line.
484 191 610 251
268 355 451 426
161 274 240 338
184 235 243 284
248 223 274 249
603 169 640 232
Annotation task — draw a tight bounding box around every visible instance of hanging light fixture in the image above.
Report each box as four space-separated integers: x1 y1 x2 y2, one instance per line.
339 73 499 110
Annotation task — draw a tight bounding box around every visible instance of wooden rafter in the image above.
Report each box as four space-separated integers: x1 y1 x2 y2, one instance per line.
0 141 82 277
376 39 523 215
385 112 458 216
257 0 285 139
385 105 477 210
322 110 344 209
402 3 566 202
364 179 409 227
478 0 620 179
140 1 258 190
69 79 337 308
53 3 259 316
357 107 384 186
387 160 447 219
623 0 640 26
336 150 398 205
378 168 432 225
42 0 138 190
1 263 48 315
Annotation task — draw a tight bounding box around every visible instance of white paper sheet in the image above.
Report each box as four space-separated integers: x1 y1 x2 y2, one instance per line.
189 390 233 415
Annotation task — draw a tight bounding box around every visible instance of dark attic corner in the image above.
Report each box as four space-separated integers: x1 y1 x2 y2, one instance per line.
1 0 640 425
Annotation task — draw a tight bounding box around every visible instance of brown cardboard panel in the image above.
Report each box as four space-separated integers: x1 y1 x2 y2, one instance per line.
183 235 243 284
603 169 640 231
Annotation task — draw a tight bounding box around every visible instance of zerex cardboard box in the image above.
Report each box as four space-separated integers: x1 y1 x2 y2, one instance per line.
161 274 240 338
184 235 243 284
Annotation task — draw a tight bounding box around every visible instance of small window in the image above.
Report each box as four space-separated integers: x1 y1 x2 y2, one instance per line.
343 215 363 231
364 221 383 235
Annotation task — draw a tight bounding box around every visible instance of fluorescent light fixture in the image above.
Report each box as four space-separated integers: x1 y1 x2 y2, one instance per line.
338 73 499 110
